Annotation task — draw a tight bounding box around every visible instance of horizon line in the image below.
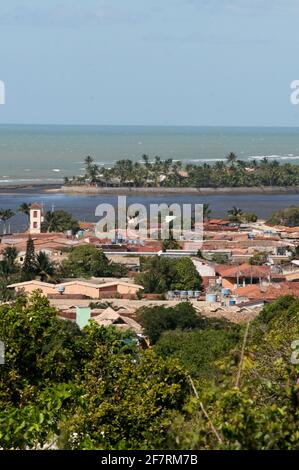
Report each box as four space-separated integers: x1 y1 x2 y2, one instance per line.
0 123 299 129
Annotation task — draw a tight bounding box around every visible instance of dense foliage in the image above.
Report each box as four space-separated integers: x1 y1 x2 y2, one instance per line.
138 303 203 344
1 293 299 450
137 256 202 293
155 323 240 379
42 209 80 234
267 205 299 227
60 245 127 278
249 251 268 265
66 155 299 188
0 293 189 450
0 240 56 301
165 296 299 449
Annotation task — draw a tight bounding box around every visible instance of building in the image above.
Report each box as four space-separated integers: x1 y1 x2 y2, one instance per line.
235 282 299 302
8 279 144 300
8 280 58 296
29 203 44 234
92 307 143 333
215 263 273 291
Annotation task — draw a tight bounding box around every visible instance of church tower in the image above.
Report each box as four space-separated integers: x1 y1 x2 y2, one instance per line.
29 203 44 234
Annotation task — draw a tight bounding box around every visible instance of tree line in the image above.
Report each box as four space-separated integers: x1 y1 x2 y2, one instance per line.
64 154 299 188
1 293 299 449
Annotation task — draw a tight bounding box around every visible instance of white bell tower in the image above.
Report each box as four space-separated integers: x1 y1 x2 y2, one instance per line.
29 203 44 234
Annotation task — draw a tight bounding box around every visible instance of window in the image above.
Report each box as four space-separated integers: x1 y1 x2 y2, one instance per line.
33 222 38 228
33 211 38 218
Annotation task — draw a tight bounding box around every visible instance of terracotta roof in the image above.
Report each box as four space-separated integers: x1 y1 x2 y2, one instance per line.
216 263 270 278
30 203 42 209
236 282 299 300
79 221 95 230
93 308 143 333
208 219 229 225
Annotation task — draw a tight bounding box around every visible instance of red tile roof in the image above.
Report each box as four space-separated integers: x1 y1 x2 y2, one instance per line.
236 282 299 300
216 263 270 278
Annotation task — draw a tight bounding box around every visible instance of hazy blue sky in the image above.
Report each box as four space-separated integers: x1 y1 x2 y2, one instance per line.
0 0 299 126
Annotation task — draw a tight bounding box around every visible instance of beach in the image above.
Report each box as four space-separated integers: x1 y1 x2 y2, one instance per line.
57 185 299 196
1 124 299 185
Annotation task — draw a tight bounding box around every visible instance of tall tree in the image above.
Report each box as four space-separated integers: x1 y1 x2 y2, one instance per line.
0 209 15 234
226 152 238 166
42 210 79 234
203 203 212 221
18 203 31 230
22 236 36 281
0 246 19 279
35 252 55 282
227 206 244 223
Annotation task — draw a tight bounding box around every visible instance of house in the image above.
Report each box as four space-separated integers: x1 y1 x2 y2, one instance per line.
235 282 299 301
8 280 58 296
92 307 143 333
8 279 144 300
215 263 272 291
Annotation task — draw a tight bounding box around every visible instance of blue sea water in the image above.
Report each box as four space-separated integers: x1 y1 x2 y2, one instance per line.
1 124 299 184
1 192 299 233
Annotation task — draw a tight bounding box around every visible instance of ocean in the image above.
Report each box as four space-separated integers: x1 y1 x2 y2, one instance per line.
1 125 299 184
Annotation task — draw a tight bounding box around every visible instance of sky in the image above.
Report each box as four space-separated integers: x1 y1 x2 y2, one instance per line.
0 0 299 126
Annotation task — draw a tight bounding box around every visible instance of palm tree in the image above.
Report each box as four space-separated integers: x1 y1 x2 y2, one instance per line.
35 251 55 282
87 164 99 184
227 206 243 223
84 156 94 181
0 209 15 234
84 155 94 167
203 203 212 221
0 246 18 279
142 154 151 170
226 152 238 166
152 156 163 187
19 203 31 230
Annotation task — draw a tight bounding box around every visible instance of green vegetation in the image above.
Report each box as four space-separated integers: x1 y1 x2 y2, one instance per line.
210 253 229 264
60 245 127 279
137 256 202 294
22 236 36 281
267 205 299 227
0 240 127 302
165 296 299 450
155 325 240 379
42 209 80 233
138 303 203 344
66 154 299 188
162 236 181 251
226 206 243 223
35 252 55 282
0 246 20 301
0 293 189 450
0 208 15 234
243 212 258 223
18 203 31 230
1 294 299 449
0 238 57 300
249 251 268 265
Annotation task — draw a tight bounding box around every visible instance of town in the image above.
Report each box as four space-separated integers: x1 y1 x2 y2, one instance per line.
1 199 299 331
